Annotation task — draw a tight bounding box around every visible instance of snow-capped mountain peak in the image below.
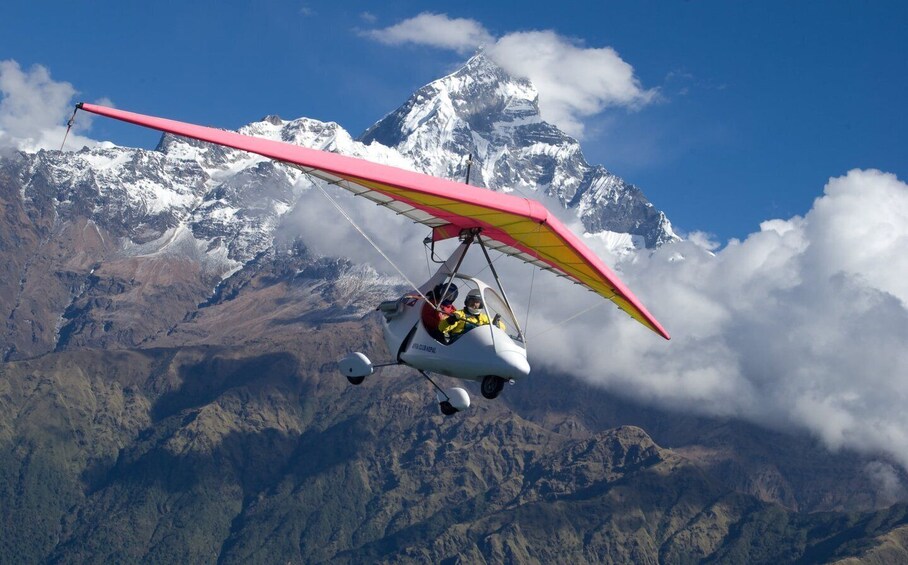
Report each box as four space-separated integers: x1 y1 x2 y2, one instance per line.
360 52 677 248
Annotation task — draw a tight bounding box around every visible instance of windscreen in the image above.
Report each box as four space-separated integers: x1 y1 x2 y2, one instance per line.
482 288 524 345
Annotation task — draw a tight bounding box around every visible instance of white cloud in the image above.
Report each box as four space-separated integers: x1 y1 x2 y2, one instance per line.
0 59 104 153
520 169 908 473
487 31 657 138
865 461 908 506
803 169 908 305
362 12 494 54
362 15 655 138
286 178 433 281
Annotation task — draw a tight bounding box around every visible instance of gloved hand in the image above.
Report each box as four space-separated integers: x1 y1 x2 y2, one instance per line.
492 314 501 325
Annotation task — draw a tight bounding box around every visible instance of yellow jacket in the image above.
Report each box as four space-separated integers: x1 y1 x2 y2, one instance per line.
438 310 505 336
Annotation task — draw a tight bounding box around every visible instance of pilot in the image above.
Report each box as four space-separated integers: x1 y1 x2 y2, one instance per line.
421 283 458 340
438 289 504 339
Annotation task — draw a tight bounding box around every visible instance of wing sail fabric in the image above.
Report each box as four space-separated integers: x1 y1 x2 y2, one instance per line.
77 103 670 340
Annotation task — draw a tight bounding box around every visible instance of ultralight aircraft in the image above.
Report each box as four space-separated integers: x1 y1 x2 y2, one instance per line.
74 103 670 416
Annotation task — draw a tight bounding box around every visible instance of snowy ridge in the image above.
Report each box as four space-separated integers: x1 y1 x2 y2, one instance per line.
17 53 675 291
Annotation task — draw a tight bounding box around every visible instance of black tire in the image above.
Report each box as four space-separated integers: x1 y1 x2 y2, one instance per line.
439 401 458 416
346 375 365 385
480 375 505 399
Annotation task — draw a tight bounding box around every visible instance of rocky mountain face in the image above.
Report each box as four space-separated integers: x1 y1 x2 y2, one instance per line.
2 332 907 564
0 55 906 563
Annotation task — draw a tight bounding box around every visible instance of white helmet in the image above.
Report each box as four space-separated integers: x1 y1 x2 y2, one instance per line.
465 290 483 315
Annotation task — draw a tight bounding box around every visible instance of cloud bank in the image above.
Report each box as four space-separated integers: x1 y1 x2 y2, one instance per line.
0 59 104 153
289 163 908 475
362 13 656 138
527 169 908 470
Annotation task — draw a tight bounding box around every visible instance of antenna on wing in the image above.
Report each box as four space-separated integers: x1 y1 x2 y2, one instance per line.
60 106 80 151
464 153 473 185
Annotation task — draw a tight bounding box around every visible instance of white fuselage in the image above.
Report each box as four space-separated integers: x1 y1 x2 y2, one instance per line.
378 241 531 383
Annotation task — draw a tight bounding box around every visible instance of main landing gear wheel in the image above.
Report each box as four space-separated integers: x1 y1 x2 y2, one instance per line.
480 375 506 399
338 353 373 386
434 385 470 416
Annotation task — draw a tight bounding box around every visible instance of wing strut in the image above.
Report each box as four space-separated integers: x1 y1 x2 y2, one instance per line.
476 233 525 343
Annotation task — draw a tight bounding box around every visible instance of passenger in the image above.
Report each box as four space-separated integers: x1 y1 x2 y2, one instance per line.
421 283 458 341
438 289 504 339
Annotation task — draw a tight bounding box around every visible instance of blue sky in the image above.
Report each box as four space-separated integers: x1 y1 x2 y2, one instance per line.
2 0 905 241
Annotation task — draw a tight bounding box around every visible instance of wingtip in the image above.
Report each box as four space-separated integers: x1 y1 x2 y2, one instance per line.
650 321 671 341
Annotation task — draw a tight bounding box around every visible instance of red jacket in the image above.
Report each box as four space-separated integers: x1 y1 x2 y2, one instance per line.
421 300 456 333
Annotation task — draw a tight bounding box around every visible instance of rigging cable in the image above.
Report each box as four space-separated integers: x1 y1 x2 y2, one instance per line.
310 180 430 304
527 300 608 339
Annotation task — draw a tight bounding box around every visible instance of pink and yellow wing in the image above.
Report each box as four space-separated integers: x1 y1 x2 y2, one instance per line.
78 103 669 339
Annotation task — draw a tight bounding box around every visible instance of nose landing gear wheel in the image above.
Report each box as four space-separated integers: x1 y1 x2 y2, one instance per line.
439 401 458 415
480 375 506 399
